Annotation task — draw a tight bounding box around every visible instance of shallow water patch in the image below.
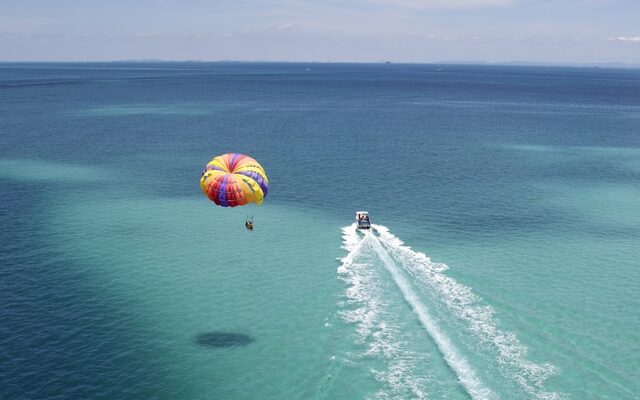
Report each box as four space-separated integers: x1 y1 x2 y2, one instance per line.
0 159 112 183
74 103 210 117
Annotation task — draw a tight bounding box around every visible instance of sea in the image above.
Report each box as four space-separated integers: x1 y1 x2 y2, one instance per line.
0 62 638 400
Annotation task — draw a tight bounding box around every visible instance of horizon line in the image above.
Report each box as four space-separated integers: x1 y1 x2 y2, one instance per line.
1 59 640 69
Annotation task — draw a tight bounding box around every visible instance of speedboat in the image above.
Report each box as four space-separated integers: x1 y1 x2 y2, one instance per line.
355 211 371 229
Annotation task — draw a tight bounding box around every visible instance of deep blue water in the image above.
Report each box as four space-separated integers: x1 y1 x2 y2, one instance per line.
1 62 639 399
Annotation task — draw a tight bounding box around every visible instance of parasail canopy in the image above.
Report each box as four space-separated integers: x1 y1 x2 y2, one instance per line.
200 153 269 207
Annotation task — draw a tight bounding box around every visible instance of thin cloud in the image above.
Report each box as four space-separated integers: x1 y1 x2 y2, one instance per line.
366 0 514 9
426 34 460 40
275 23 298 30
609 36 640 42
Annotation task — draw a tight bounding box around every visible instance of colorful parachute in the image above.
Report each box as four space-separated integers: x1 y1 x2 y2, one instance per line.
200 153 269 207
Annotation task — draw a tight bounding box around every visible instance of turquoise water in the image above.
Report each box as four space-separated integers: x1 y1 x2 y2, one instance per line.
1 63 638 399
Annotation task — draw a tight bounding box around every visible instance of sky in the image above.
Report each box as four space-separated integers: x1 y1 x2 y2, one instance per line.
1 0 639 64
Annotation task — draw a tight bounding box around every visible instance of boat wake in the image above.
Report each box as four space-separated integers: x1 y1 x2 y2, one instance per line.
337 224 565 400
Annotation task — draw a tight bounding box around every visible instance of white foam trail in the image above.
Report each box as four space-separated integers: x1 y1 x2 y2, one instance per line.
338 225 429 398
373 224 565 400
367 232 496 400
337 224 383 343
337 224 368 273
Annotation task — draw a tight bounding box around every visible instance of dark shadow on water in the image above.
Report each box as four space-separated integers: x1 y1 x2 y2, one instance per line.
194 332 255 348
